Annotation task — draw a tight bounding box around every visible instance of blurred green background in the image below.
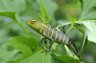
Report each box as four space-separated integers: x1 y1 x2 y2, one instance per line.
0 0 81 45
0 0 96 63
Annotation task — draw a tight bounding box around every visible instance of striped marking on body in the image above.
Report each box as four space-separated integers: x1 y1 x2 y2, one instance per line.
58 33 62 42
47 27 51 37
51 29 54 38
43 26 70 45
55 31 59 40
62 35 65 42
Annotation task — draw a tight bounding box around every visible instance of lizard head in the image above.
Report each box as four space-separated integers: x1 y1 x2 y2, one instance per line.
26 20 47 33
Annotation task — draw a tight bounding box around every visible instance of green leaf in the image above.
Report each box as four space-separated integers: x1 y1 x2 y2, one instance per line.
38 0 47 23
37 0 58 16
6 41 33 63
60 20 96 43
6 36 38 51
0 12 16 20
0 12 28 32
81 21 96 43
0 0 28 32
52 44 66 56
20 50 55 63
83 0 96 10
0 0 26 12
56 55 80 63
4 36 38 62
41 0 58 16
81 11 96 20
37 0 58 23
80 0 96 20
64 45 78 59
15 14 28 32
0 45 19 63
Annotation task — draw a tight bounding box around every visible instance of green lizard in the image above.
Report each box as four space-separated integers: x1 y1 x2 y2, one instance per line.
26 20 78 54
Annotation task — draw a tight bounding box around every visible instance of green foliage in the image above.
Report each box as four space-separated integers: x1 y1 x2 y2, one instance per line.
80 0 96 19
0 45 18 63
38 0 47 23
37 0 57 24
20 50 54 63
0 0 26 12
0 12 16 20
0 36 38 63
0 0 96 63
81 21 96 43
56 55 80 63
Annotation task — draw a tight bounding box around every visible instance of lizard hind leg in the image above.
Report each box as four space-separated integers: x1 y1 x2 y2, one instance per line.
40 38 53 52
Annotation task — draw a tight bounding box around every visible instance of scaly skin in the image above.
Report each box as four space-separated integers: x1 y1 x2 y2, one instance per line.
26 20 78 54
26 20 70 45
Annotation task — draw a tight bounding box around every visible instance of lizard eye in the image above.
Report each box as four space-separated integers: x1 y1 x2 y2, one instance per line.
31 21 35 24
31 20 36 24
